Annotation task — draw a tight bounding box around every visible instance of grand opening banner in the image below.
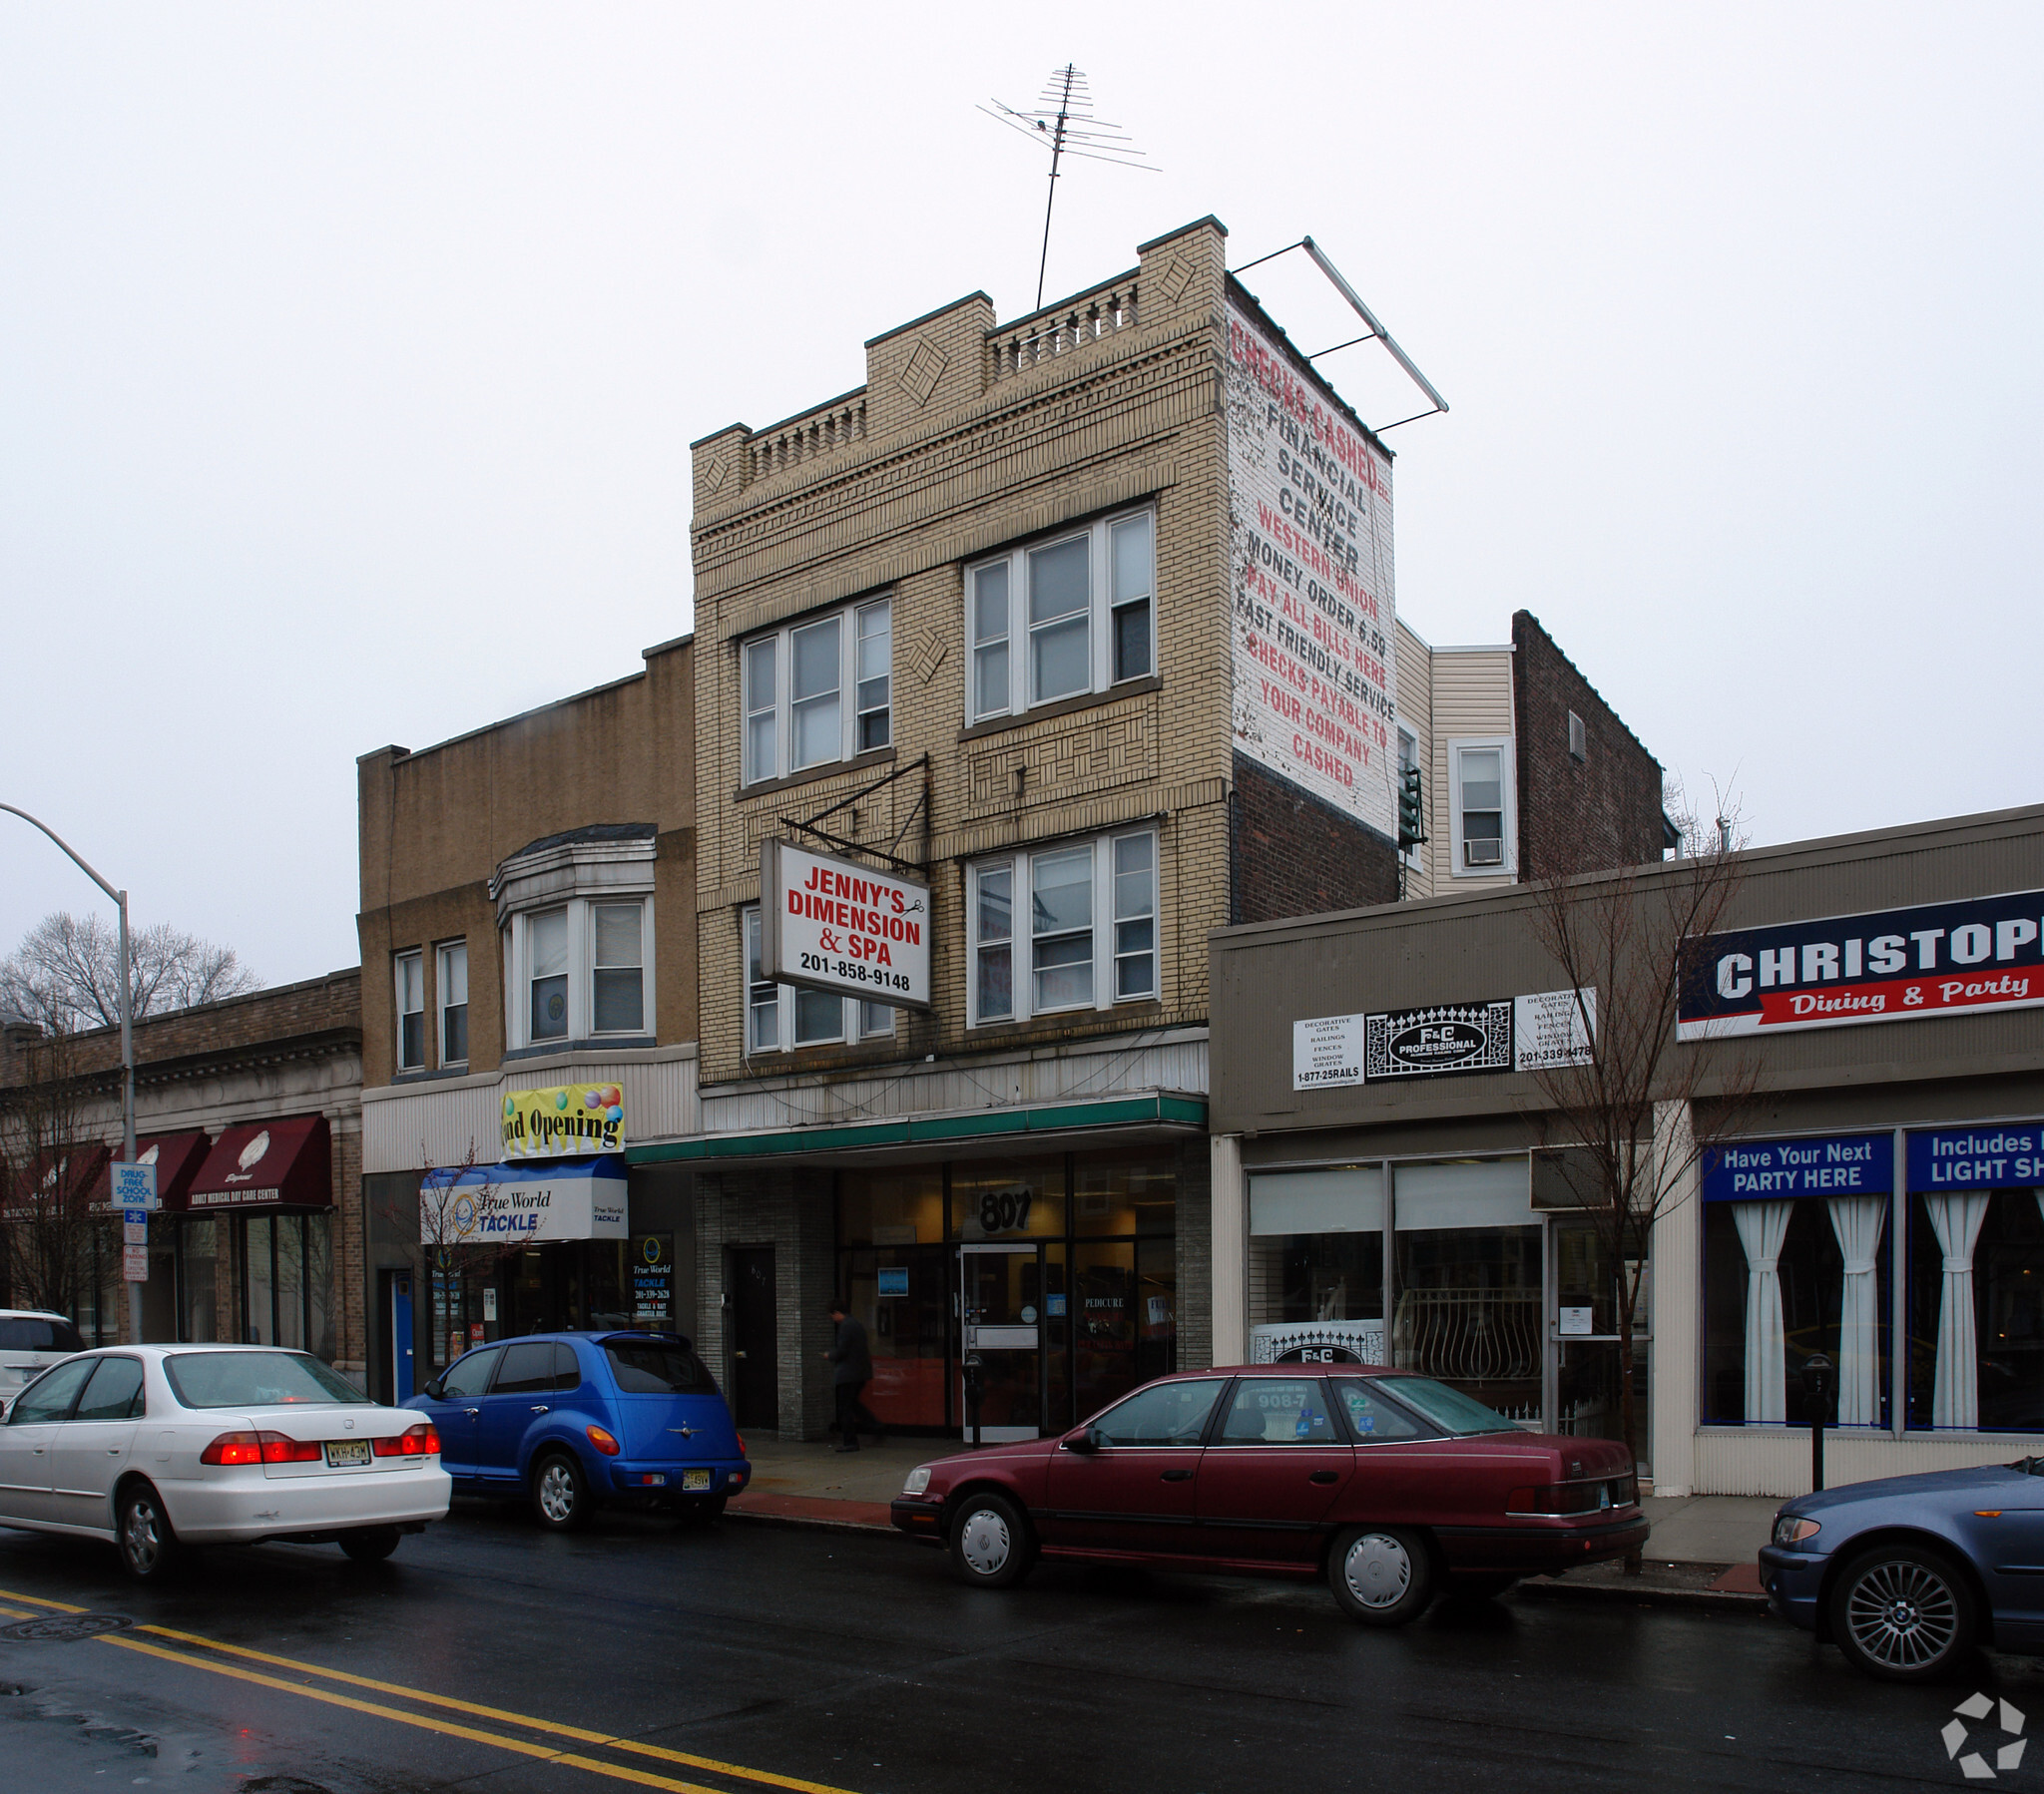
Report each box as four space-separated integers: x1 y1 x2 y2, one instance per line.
1226 299 1398 842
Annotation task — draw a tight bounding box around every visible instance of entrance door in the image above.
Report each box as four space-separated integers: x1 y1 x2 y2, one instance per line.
728 1247 779 1430
384 1271 415 1405
1549 1214 1650 1460
961 1243 1042 1442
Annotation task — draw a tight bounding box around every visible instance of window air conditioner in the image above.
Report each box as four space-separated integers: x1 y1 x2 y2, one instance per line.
1464 837 1504 868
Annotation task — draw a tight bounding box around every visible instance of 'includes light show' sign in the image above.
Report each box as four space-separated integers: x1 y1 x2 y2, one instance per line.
1226 300 1398 843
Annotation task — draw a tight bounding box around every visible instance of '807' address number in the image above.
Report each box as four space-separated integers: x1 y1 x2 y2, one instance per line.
797 953 912 993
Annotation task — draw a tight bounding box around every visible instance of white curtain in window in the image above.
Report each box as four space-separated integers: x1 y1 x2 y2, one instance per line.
1825 1196 1886 1426
1732 1200 1793 1425
1924 1192 1991 1430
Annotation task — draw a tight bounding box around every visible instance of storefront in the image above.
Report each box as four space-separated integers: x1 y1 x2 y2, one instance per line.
179 1117 337 1359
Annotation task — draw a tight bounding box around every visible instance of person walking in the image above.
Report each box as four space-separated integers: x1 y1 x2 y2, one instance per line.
824 1299 882 1452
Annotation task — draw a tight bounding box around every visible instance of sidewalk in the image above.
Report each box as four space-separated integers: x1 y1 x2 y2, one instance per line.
728 1438 1779 1607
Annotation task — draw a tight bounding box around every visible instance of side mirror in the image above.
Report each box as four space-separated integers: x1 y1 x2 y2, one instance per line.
422 1377 445 1402
1062 1427 1102 1454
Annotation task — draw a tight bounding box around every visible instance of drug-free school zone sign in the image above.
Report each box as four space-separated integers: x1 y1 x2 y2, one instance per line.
761 838 932 1011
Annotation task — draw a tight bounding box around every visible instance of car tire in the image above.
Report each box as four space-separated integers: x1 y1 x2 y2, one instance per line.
674 1495 728 1527
531 1452 593 1532
339 1527 402 1563
946 1491 1036 1589
1327 1526 1435 1626
1828 1543 1979 1682
1444 1572 1520 1601
116 1481 181 1582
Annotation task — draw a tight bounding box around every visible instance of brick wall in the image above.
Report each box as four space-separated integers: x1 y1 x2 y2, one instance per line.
1175 1136 1213 1370
1230 754 1401 925
1510 612 1667 881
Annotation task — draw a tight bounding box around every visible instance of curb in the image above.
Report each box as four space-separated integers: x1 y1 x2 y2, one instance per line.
725 1507 899 1538
1516 1577 1769 1613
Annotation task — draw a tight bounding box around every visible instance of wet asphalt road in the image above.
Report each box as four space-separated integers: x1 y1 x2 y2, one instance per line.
0 1499 2038 1794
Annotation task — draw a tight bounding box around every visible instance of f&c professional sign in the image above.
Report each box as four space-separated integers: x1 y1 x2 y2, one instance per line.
1290 989 1594 1089
762 838 932 1012
1679 888 2044 1041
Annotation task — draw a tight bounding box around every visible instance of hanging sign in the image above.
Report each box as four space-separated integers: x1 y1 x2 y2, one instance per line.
1701 1131 1892 1202
1679 888 2044 1040
761 838 932 1012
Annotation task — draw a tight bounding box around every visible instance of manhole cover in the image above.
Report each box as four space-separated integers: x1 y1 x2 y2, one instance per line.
0 1613 134 1642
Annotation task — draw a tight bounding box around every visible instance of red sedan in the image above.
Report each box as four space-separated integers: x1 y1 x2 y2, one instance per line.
890 1367 1647 1624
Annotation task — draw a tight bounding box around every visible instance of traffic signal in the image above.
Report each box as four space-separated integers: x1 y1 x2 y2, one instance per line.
1398 763 1426 852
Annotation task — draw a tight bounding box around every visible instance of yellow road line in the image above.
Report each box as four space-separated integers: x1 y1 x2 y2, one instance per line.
0 1584 860 1794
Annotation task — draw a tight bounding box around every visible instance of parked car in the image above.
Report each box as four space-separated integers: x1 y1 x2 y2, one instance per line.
1759 1456 2044 1681
406 1331 749 1531
0 1310 86 1417
891 1366 1646 1623
0 1345 450 1579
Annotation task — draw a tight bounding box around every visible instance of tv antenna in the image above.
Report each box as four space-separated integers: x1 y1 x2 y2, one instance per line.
980 64 1157 310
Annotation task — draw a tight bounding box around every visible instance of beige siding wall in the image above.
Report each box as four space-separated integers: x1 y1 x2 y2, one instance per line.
1430 646 1516 891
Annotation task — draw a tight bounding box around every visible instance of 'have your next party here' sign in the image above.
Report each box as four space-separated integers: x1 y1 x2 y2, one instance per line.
1678 888 2044 1040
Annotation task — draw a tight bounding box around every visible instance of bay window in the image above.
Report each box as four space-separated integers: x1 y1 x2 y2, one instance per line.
741 596 892 785
503 897 655 1051
744 908 893 1055
968 828 1159 1026
967 508 1155 723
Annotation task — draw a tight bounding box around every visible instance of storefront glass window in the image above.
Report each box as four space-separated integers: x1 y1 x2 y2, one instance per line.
1904 1169 2044 1434
274 1216 305 1350
952 1157 1065 1241
1073 1148 1175 1236
244 1215 275 1345
178 1220 218 1343
840 1169 943 1246
305 1213 334 1362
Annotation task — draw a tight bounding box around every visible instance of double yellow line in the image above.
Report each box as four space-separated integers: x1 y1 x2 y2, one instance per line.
0 1585 860 1794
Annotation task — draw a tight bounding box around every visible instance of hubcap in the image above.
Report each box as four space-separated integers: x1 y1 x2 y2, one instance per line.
539 1462 577 1524
1844 1561 1958 1667
1342 1533 1412 1609
123 1499 161 1572
959 1508 1011 1576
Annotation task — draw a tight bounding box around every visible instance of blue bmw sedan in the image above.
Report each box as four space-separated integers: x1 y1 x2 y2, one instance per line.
408 1332 749 1530
1759 1455 2044 1680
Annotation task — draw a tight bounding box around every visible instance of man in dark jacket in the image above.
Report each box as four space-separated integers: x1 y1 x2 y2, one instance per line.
825 1300 882 1452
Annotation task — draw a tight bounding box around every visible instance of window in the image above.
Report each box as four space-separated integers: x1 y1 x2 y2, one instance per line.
1090 1377 1222 1446
967 507 1156 722
967 829 1159 1026
437 941 468 1067
592 903 644 1034
73 1355 146 1421
529 908 569 1041
1449 738 1515 874
1336 1381 1424 1442
1568 709 1587 761
740 597 892 784
1214 1377 1341 1445
744 908 894 1054
395 951 424 1070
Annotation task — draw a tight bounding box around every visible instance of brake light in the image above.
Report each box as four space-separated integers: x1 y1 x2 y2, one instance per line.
586 1424 620 1457
1506 1482 1603 1516
200 1430 321 1466
371 1423 441 1458
736 1433 746 1458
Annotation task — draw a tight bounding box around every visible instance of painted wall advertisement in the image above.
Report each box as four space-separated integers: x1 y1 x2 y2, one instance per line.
1226 299 1398 842
502 1083 626 1159
1291 990 1595 1089
761 837 932 1011
1678 888 2044 1040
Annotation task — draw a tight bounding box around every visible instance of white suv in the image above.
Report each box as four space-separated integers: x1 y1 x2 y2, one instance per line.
0 1309 87 1415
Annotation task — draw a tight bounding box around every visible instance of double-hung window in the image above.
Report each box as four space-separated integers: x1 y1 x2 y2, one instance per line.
1449 738 1515 875
967 829 1158 1025
505 898 655 1050
592 904 645 1034
967 508 1154 723
437 941 468 1067
395 951 424 1071
744 909 893 1054
741 596 892 785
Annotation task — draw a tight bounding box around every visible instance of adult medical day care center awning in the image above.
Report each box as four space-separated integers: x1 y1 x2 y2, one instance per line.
87 1131 210 1209
184 1117 333 1210
419 1157 628 1245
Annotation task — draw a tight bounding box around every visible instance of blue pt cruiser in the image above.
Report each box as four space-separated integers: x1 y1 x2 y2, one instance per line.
1759 1455 2044 1681
408 1332 749 1530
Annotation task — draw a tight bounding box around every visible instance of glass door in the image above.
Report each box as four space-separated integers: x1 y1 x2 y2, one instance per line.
960 1243 1042 1441
1548 1214 1651 1467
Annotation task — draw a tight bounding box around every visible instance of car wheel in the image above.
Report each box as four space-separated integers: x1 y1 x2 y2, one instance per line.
947 1492 1036 1589
339 1527 401 1563
116 1482 180 1582
1327 1526 1434 1626
1829 1545 1978 1681
1444 1572 1520 1601
531 1453 592 1532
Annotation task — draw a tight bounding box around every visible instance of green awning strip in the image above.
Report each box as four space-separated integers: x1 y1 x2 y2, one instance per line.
625 1093 1206 1165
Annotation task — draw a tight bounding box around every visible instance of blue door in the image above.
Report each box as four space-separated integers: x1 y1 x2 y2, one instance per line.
391 1274 415 1403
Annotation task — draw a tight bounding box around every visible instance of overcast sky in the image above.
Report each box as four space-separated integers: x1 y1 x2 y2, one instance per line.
3 4 2039 993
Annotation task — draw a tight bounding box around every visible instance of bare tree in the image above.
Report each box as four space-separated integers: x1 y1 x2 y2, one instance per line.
372 1140 522 1373
0 911 260 1036
0 1029 109 1323
1519 786 1763 1465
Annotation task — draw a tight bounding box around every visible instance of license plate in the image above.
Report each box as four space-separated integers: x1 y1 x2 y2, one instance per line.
324 1440 371 1469
682 1468 712 1492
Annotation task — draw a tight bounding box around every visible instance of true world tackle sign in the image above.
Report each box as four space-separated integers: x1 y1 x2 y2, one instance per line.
761 838 932 1012
1678 888 2044 1041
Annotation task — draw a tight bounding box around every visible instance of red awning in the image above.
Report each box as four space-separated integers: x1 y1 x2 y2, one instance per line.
2 1142 112 1221
185 1117 332 1211
90 1131 212 1211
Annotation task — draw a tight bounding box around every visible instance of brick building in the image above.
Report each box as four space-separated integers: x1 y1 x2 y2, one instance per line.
0 972 365 1380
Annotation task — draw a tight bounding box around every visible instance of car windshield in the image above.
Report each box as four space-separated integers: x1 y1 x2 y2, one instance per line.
0 1317 86 1353
163 1351 364 1409
1376 1376 1521 1436
604 1339 716 1395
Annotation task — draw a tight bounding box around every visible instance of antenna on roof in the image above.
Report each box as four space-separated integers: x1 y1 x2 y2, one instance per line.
980 64 1158 311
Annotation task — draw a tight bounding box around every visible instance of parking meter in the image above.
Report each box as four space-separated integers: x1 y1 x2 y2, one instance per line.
1801 1353 1835 1492
962 1352 985 1448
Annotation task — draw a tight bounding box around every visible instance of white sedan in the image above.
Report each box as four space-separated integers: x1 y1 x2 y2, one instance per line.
0 1344 452 1578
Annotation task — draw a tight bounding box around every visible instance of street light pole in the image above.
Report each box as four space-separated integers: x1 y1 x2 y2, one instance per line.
0 803 141 1343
